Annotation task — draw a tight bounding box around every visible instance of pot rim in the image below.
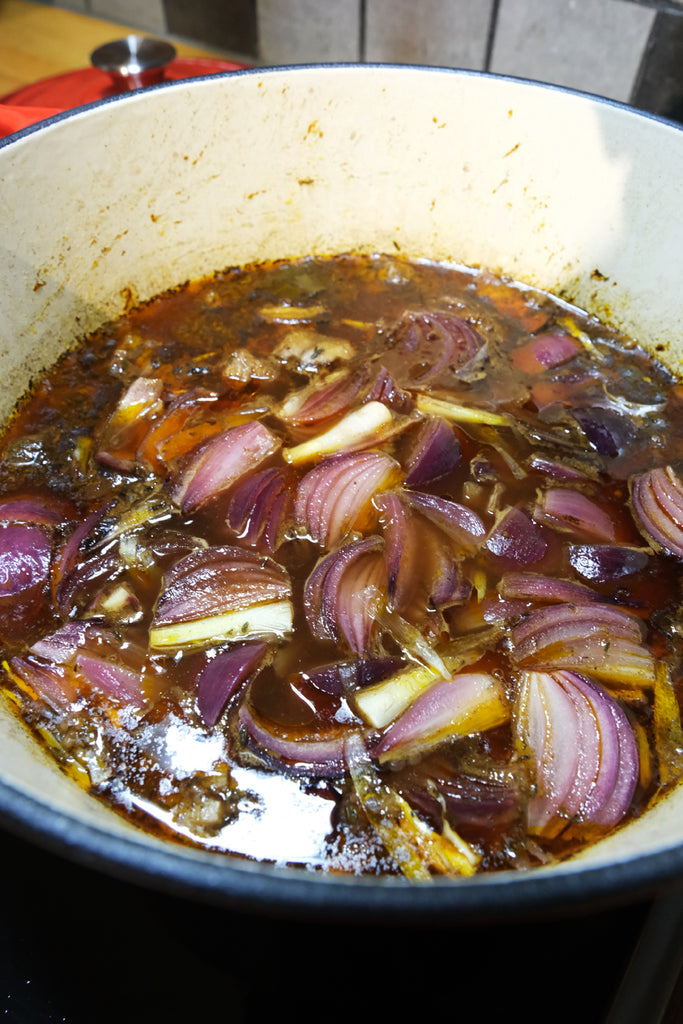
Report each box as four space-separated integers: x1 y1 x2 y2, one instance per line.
2 773 683 922
1 62 681 155
1 62 683 921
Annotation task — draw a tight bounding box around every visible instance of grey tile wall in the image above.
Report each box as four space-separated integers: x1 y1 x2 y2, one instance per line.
46 0 676 106
364 0 495 70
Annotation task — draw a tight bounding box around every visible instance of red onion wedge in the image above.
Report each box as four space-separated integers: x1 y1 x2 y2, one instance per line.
303 537 386 655
485 506 548 568
150 546 292 650
282 400 399 465
277 368 368 429
6 656 80 711
509 332 581 374
631 465 683 557
196 642 267 727
568 544 650 583
510 602 657 688
401 416 461 487
295 449 402 548
237 703 353 778
401 490 486 549
375 491 470 625
366 365 415 415
535 488 616 542
372 671 509 764
293 656 405 697
171 420 281 512
516 670 638 833
97 377 165 471
226 466 296 554
382 311 487 384
0 495 75 527
0 523 53 637
498 572 599 605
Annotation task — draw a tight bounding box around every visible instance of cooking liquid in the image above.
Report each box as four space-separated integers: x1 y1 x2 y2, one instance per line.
1 253 682 875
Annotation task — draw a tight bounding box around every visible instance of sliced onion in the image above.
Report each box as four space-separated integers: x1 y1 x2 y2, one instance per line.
0 524 52 636
295 449 402 548
568 544 650 583
528 454 591 482
572 405 635 458
401 416 461 487
485 506 548 568
76 651 148 707
282 401 399 465
375 491 469 624
509 332 581 373
277 368 367 428
631 465 683 557
401 490 486 548
227 466 296 554
150 546 292 650
196 642 267 727
237 703 352 777
536 488 616 542
303 537 386 655
97 377 165 471
372 671 509 763
171 420 281 512
29 621 94 663
0 495 74 526
0 524 51 598
294 656 405 696
516 669 638 832
510 602 657 687
7 655 79 711
366 365 415 414
499 571 599 605
382 311 487 384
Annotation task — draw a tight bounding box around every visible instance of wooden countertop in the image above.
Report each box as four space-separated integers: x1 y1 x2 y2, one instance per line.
0 0 231 98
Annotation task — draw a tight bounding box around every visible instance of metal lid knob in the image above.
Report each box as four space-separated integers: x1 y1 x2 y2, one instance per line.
90 35 177 92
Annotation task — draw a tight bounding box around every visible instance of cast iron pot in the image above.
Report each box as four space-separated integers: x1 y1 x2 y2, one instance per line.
0 65 682 923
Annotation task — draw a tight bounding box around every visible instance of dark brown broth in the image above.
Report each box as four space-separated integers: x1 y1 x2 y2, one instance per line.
1 253 683 876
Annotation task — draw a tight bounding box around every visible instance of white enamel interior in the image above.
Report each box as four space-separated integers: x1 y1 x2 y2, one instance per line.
0 66 682 890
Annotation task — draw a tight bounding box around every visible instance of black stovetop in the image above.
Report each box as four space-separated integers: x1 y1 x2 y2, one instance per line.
1 825 682 1024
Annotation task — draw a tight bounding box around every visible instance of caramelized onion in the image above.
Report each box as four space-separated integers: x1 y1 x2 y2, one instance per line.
509 332 581 374
499 572 599 605
172 420 281 512
97 377 165 471
277 368 367 428
510 602 656 687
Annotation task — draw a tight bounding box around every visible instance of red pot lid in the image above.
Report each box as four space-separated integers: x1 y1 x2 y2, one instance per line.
0 57 249 137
